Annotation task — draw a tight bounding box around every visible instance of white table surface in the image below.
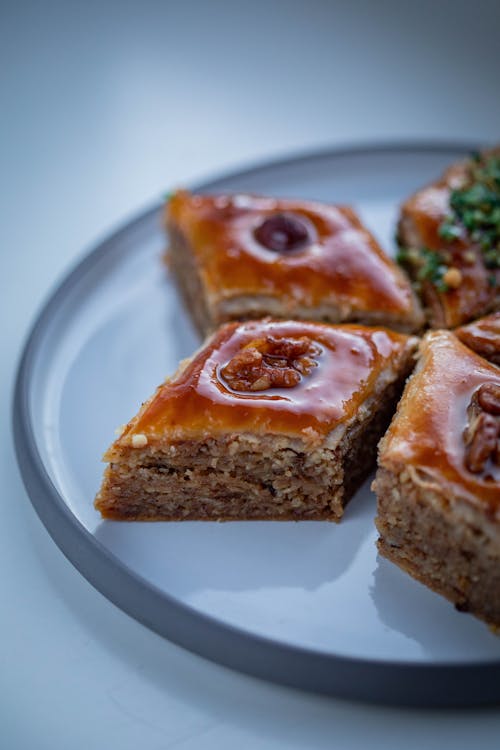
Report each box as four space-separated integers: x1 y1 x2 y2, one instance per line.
3 1 500 747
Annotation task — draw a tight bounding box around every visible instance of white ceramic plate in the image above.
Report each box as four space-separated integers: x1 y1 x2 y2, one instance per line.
14 142 500 706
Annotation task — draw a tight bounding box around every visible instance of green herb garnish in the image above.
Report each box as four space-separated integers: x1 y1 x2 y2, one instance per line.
439 152 500 271
396 245 449 292
438 217 462 242
416 247 449 292
396 246 410 264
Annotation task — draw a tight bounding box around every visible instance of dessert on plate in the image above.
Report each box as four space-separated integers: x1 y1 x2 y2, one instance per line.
373 330 500 628
95 319 417 522
454 311 500 366
396 148 500 328
166 190 423 336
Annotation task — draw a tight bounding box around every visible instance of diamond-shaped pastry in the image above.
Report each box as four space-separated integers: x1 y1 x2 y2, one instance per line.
96 319 417 522
167 191 423 335
374 330 500 627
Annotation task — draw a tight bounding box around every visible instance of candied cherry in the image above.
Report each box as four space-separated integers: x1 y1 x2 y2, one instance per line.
254 212 312 252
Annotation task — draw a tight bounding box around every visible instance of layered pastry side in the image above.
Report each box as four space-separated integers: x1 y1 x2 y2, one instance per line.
455 311 500 366
166 191 423 337
373 331 500 628
396 148 500 328
95 320 417 522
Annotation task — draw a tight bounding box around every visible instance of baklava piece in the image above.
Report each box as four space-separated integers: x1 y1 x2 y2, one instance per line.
166 191 423 336
396 148 500 328
455 312 500 366
374 331 500 628
96 319 417 522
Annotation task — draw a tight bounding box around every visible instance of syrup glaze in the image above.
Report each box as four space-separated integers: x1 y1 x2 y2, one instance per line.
167 191 418 317
400 162 498 327
381 331 500 512
455 312 500 365
115 320 412 446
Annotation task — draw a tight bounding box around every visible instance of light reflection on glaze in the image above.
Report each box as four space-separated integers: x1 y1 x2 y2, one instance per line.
167 191 417 316
381 331 500 511
119 320 411 442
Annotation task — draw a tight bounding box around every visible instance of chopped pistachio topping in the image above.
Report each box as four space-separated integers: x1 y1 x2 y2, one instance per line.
396 246 410 264
440 152 500 270
397 152 500 295
438 217 462 242
397 245 449 293
416 247 450 292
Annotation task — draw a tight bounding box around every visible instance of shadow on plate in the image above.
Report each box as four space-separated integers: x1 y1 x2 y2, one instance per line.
94 480 376 596
370 556 500 659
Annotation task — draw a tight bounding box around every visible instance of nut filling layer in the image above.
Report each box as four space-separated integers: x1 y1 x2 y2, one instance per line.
464 383 500 475
219 335 321 392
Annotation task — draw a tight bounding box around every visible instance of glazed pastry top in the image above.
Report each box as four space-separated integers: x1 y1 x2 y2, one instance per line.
111 320 414 448
455 312 500 365
167 190 422 324
380 330 500 512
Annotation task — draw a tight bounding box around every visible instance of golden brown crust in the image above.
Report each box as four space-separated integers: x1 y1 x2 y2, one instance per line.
377 330 500 514
108 319 417 450
95 321 417 522
96 370 408 523
166 191 423 334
